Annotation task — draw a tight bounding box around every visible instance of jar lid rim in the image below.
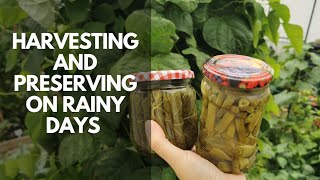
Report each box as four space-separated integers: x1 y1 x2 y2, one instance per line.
203 54 274 89
131 70 195 82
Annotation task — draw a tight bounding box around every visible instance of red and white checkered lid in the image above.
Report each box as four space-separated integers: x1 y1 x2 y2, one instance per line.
132 70 195 82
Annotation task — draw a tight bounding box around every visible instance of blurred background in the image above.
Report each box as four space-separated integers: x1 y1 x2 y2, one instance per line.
0 0 319 180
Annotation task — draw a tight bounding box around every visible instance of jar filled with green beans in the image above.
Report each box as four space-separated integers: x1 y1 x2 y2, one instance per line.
129 70 198 155
196 54 274 174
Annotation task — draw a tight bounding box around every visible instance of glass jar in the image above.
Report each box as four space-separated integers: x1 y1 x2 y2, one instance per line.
196 54 274 174
129 70 198 155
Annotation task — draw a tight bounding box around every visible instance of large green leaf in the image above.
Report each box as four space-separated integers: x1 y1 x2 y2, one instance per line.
150 16 178 55
162 167 176 180
23 49 45 75
151 53 190 70
0 5 27 27
18 154 37 177
274 90 297 106
65 0 90 24
126 167 162 180
4 159 18 178
111 50 150 76
309 52 320 66
93 3 115 24
267 11 280 45
202 15 253 54
93 149 144 180
58 133 95 167
167 0 198 13
5 49 19 72
182 47 210 70
191 3 208 30
125 10 177 55
283 23 303 55
17 0 55 28
25 111 44 142
270 3 290 23
165 4 193 36
84 22 106 33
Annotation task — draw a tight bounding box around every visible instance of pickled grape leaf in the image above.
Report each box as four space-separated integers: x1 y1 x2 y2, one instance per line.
165 4 193 36
58 133 95 167
151 53 190 70
202 15 253 54
17 0 55 28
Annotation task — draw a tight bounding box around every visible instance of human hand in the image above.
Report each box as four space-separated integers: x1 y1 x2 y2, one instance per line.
145 120 246 180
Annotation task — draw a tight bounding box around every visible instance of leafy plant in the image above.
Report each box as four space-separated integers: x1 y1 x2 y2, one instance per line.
0 0 317 179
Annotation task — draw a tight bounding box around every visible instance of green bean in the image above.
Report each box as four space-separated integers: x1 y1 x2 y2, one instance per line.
200 98 208 122
222 121 236 138
252 113 263 136
231 106 240 113
217 162 232 173
238 144 256 158
247 134 258 145
239 158 249 169
235 118 249 143
238 98 250 109
248 110 263 132
201 80 209 97
222 95 236 108
215 91 225 107
244 113 254 124
247 154 256 169
209 148 232 161
217 108 227 118
208 94 217 103
232 158 241 174
206 102 217 132
215 111 235 133
235 112 247 119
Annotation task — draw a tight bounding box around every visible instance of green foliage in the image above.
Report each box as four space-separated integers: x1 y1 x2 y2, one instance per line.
0 0 317 180
203 15 253 54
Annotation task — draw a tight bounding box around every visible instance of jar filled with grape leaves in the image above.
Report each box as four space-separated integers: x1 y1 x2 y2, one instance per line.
197 54 274 174
129 70 198 155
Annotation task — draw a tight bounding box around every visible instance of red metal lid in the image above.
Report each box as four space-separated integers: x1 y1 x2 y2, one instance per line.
203 54 274 89
132 70 195 82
